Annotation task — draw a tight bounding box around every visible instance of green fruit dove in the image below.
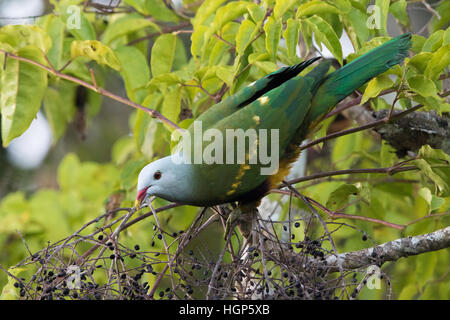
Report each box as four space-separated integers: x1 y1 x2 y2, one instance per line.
136 33 412 237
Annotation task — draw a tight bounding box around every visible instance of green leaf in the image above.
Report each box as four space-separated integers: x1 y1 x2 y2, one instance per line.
191 0 228 28
120 159 147 190
264 16 282 60
0 267 26 300
296 0 340 18
411 34 426 53
422 30 444 52
190 25 208 58
102 13 160 45
361 74 394 104
413 94 448 112
70 40 121 71
57 153 80 191
162 86 182 123
375 0 390 35
112 136 136 165
43 87 68 142
283 18 300 58
236 19 256 56
247 3 266 22
389 0 409 26
407 52 433 74
211 1 249 33
414 145 450 196
380 140 396 167
326 184 359 211
331 130 363 169
134 94 161 147
273 0 298 20
444 27 450 45
252 60 278 73
151 34 177 77
232 45 253 94
62 9 95 40
346 7 369 46
115 45 150 104
1 46 48 147
46 16 65 69
333 0 351 13
146 73 182 91
430 1 450 32
430 195 445 212
0 24 51 52
209 40 230 66
173 36 187 71
305 15 343 65
407 75 437 98
215 65 235 88
133 106 168 159
425 44 450 80
144 0 179 22
199 0 249 56
398 284 417 300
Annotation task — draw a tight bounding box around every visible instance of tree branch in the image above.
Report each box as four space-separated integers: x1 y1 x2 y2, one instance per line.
323 226 450 272
0 50 182 131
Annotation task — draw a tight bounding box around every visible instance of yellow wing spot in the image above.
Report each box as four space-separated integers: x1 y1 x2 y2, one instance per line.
258 96 269 104
226 189 236 196
253 115 260 124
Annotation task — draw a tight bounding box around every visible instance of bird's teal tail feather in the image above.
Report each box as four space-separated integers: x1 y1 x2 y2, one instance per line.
307 33 412 122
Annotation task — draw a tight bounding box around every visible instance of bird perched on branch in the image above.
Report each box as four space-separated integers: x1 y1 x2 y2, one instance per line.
136 33 412 239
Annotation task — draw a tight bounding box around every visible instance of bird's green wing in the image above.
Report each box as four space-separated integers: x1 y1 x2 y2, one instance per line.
306 33 412 124
187 76 315 204
194 58 320 131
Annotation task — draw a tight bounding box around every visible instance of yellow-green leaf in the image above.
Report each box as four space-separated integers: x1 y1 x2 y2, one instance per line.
236 19 256 56
70 40 120 71
407 75 437 98
361 74 394 104
422 30 444 52
264 16 282 60
1 46 48 146
389 0 409 26
0 24 51 52
151 34 177 77
296 0 340 18
115 45 150 104
162 86 182 123
305 15 343 65
0 267 26 300
425 44 450 80
273 0 298 20
284 18 300 58
326 184 359 211
102 13 160 45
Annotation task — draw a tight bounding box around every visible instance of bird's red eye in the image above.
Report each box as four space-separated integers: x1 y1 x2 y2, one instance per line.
153 171 162 180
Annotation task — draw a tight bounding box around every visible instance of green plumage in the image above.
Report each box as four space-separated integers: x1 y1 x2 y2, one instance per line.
159 34 412 206
181 33 410 205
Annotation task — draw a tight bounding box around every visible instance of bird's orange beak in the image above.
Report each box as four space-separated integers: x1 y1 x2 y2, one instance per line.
135 186 149 209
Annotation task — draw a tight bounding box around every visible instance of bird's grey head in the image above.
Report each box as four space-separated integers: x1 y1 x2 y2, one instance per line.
135 155 189 207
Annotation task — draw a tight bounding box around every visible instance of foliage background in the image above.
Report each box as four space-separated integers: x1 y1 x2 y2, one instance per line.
0 0 449 299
